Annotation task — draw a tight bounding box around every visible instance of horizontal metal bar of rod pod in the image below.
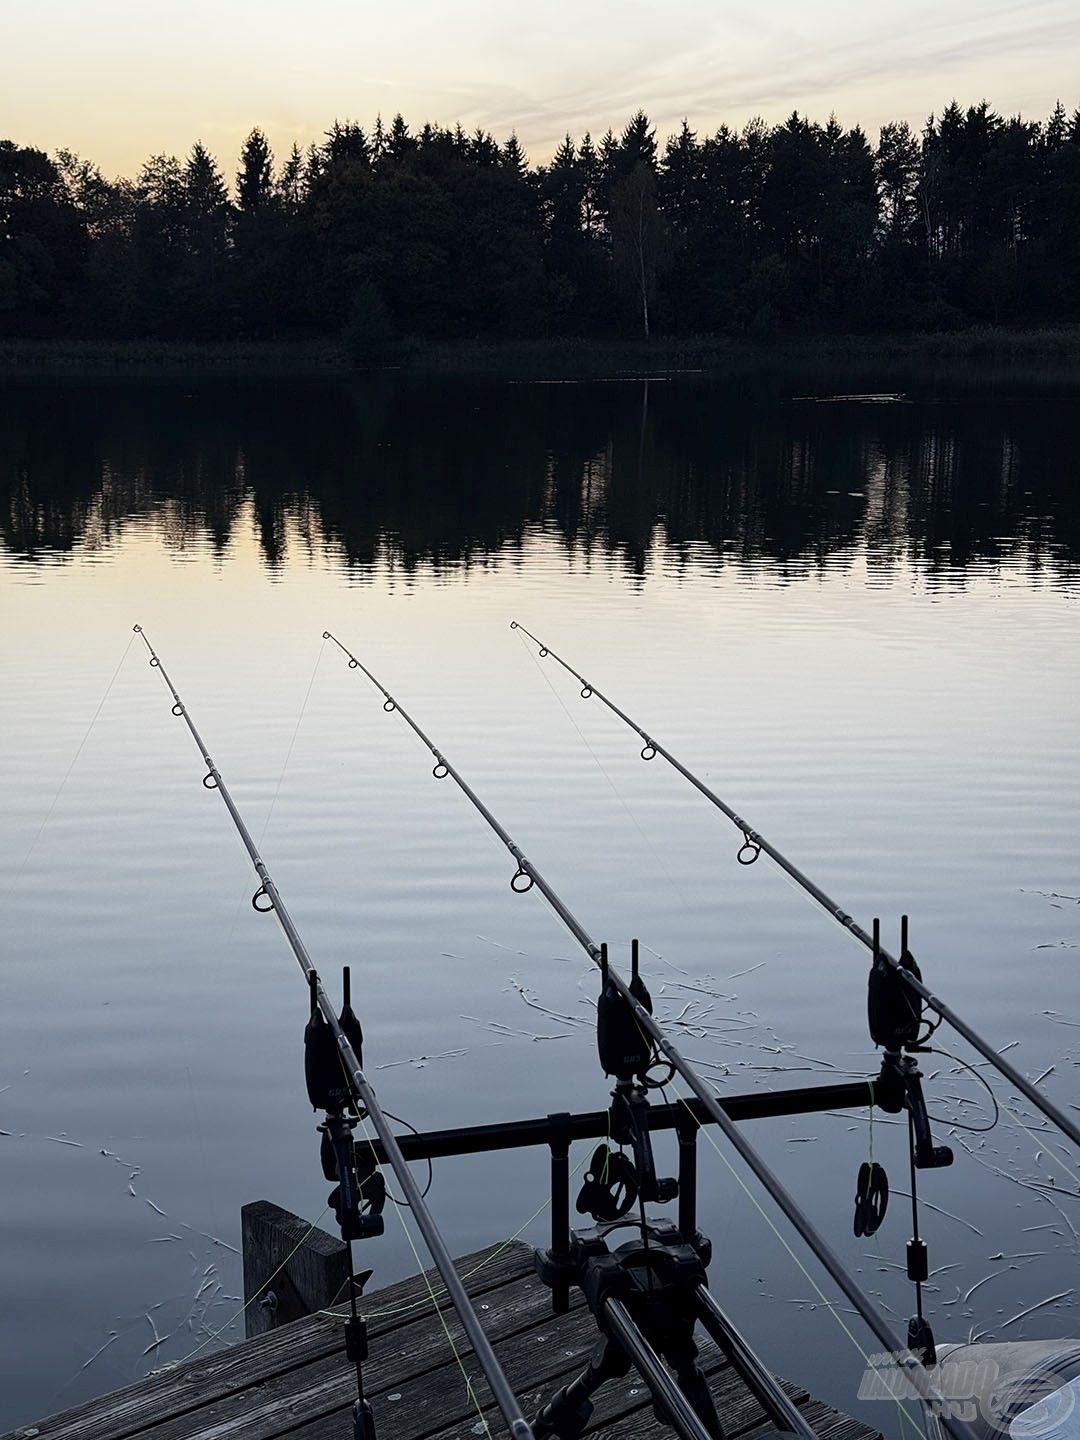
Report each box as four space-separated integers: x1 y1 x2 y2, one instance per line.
357 1079 876 1164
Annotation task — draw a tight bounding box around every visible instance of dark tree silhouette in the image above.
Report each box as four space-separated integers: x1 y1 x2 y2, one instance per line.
2 96 1080 344
237 128 273 210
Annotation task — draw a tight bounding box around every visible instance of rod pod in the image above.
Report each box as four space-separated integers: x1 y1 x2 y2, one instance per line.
324 628 980 1440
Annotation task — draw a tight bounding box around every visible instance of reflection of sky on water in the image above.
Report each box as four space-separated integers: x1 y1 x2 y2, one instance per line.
0 375 1078 1434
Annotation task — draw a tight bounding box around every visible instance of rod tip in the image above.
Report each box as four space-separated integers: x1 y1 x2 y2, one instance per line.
322 630 331 640
132 623 142 633
509 620 518 629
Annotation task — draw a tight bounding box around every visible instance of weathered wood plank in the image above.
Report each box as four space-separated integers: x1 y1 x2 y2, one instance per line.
5 1242 534 1440
248 1300 603 1440
127 1274 584 1440
739 1398 882 1440
583 1369 810 1440
292 1325 735 1440
242 1202 349 1338
7 1238 881 1440
415 1330 835 1440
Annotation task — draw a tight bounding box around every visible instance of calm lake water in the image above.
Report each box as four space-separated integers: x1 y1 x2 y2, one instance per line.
1 368 1078 1434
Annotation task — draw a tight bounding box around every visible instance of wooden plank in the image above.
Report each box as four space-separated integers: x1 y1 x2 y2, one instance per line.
292 1321 736 1440
415 1330 823 1440
285 1304 607 1440
738 1398 882 1440
791 1399 881 1440
127 1273 584 1440
241 1202 349 1338
8 1237 881 1440
4 1243 534 1440
581 1369 809 1440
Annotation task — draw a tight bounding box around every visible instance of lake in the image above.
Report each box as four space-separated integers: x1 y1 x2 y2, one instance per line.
1 367 1078 1434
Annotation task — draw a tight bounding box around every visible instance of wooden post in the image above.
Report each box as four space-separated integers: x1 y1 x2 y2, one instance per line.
241 1200 350 1337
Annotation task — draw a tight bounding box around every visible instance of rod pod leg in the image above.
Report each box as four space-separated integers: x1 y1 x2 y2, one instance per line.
657 1326 723 1439
533 1333 631 1440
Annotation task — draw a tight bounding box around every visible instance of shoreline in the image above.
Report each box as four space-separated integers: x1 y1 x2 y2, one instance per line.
1 327 1079 379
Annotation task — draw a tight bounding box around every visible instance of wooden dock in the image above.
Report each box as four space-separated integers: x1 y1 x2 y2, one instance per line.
4 1242 882 1440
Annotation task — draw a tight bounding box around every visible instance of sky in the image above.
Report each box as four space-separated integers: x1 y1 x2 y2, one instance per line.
6 0 1080 178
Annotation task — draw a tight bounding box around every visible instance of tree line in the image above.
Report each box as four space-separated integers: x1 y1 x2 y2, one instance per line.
2 101 1079 348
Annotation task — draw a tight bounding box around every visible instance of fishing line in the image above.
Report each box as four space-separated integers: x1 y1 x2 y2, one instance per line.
221 636 327 949
258 635 326 848
997 1099 1080 1204
662 1072 928 1440
4 628 137 905
167 1205 332 1366
514 626 694 910
507 622 1080 1156
353 1115 492 1435
345 1147 591 1324
137 626 534 1440
323 629 976 1440
649 1023 892 1403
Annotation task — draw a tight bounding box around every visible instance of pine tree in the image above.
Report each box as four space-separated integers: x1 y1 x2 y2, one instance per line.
1044 101 1068 152
502 133 527 179
237 128 273 210
579 133 601 235
545 135 582 241
387 114 414 164
302 143 324 194
470 129 500 167
876 122 920 237
173 142 231 329
324 121 369 167
620 111 658 173
371 114 387 162
277 143 304 210
660 120 700 240
183 142 229 218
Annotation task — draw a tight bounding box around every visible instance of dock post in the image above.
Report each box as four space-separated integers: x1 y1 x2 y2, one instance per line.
241 1199 351 1337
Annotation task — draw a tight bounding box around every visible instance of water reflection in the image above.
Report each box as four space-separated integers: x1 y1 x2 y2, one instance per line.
1 375 1077 584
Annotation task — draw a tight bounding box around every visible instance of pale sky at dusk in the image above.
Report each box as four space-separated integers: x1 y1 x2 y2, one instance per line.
7 0 1080 178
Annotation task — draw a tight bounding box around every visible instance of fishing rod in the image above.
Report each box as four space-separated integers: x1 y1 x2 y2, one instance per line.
322 629 977 1440
509 620 1080 1155
133 626 534 1440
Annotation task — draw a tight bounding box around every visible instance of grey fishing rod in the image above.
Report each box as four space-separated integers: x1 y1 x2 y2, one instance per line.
510 620 1080 1154
133 626 534 1440
323 629 978 1440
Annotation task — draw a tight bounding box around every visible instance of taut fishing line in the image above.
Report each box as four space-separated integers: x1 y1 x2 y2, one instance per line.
4 629 138 906
136 625 535 1440
323 628 978 1440
513 625 695 910
507 622 1080 1155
